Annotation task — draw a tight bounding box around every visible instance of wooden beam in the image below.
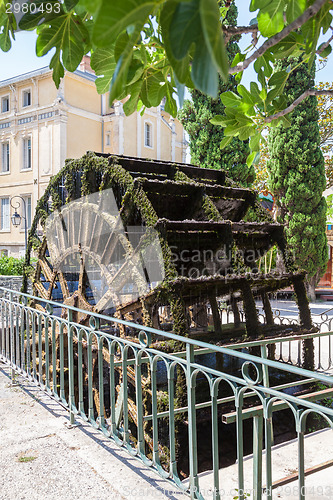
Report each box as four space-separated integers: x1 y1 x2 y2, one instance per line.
222 388 333 424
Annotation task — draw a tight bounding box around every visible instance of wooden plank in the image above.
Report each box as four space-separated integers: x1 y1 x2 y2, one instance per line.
270 459 333 489
100 153 227 184
222 388 333 424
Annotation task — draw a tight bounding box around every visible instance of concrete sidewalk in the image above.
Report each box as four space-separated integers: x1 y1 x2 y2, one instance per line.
0 362 187 500
196 428 333 499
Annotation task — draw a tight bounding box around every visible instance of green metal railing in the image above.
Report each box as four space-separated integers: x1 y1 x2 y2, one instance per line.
1 286 333 500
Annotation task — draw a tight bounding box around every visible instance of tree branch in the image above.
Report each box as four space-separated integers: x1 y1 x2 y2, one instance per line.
223 24 259 44
316 28 333 54
229 0 328 74
265 89 333 123
223 25 258 35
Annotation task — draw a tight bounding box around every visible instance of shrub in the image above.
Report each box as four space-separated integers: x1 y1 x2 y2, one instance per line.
0 256 25 275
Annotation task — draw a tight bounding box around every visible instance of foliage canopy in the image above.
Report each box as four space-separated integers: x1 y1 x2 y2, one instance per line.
178 2 254 186
1 0 333 162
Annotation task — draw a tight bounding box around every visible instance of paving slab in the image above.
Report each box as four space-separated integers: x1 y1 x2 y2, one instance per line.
196 428 333 499
0 362 187 500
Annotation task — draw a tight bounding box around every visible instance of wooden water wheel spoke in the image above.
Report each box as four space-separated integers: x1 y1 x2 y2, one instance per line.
78 252 87 294
55 214 68 253
100 225 120 264
58 270 70 301
91 217 105 254
39 255 54 283
68 208 76 248
94 290 117 313
34 281 49 299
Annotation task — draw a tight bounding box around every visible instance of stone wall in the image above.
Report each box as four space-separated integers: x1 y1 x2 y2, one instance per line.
0 276 32 298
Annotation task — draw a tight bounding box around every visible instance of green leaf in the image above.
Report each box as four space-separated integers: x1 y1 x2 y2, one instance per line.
246 151 257 167
279 115 291 128
123 79 142 115
78 0 102 15
109 25 142 104
164 83 177 117
0 13 12 52
141 70 165 107
174 74 185 108
199 0 228 81
192 36 218 97
36 14 89 72
160 1 191 84
254 52 273 78
49 49 64 87
249 133 260 152
19 1 65 30
220 136 233 149
220 91 241 109
64 0 79 11
250 81 262 103
250 0 271 12
267 70 289 101
318 44 332 58
258 0 285 38
91 47 117 94
319 3 333 34
271 33 304 59
127 58 144 85
93 0 156 47
286 0 306 23
237 84 257 106
210 114 226 125
169 0 201 60
114 32 129 62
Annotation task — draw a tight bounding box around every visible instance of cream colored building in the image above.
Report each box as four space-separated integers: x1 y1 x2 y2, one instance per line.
0 57 187 256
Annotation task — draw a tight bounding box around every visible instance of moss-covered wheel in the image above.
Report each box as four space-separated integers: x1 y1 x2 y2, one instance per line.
23 151 315 471
25 151 312 339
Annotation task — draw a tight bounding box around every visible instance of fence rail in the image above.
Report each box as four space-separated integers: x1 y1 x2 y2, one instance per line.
1 286 333 500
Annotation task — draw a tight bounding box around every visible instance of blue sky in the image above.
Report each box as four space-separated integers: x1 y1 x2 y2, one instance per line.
0 4 332 85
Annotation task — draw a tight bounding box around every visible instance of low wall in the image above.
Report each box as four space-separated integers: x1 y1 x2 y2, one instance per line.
0 276 32 297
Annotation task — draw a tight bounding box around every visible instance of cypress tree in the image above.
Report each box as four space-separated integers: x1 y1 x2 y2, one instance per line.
178 1 255 187
267 58 328 300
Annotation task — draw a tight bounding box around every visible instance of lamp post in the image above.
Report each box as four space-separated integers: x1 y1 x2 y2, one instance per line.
10 196 27 253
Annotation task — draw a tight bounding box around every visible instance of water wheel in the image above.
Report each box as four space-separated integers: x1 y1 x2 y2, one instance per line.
25 151 314 342
24 152 313 460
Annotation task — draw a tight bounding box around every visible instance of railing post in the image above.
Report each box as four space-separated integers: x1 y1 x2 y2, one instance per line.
168 366 178 480
9 291 15 381
261 345 274 446
264 402 273 500
67 309 75 425
135 351 145 458
297 411 305 500
235 389 245 500
211 387 221 500
186 343 199 498
253 415 263 500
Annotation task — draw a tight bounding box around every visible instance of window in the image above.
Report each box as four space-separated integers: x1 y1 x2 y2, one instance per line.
23 137 32 170
23 196 32 229
0 198 9 231
1 142 9 172
106 133 110 146
22 90 31 107
144 122 152 148
1 96 9 113
0 249 8 257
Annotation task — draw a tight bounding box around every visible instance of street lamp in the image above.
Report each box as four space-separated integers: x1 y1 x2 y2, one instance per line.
10 196 27 253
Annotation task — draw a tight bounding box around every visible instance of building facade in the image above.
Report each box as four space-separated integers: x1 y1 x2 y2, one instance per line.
0 57 187 256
